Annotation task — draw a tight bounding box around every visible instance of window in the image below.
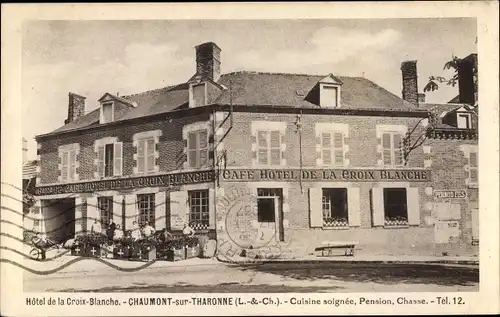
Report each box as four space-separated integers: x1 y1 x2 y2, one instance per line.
469 151 478 185
97 142 122 177
257 130 281 166
383 188 408 226
102 102 114 123
322 188 348 227
33 219 40 227
97 196 113 226
321 132 345 166
137 194 155 226
60 148 77 182
137 137 156 173
321 86 338 108
457 113 472 129
187 130 209 169
381 132 404 167
192 84 206 107
188 190 209 230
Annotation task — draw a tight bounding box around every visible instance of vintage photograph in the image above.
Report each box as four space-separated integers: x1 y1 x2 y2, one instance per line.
18 18 480 294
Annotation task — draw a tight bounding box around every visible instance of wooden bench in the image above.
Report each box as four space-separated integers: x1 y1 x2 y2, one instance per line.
314 241 358 257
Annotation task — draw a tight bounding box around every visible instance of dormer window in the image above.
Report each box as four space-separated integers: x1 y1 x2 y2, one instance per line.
101 102 114 124
321 85 339 108
318 74 343 108
190 83 207 108
457 113 472 129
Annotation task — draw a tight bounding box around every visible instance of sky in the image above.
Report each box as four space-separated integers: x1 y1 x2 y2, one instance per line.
22 18 477 160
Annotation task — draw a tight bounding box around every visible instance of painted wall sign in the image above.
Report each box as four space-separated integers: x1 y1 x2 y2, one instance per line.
434 190 467 199
219 169 431 182
34 170 214 196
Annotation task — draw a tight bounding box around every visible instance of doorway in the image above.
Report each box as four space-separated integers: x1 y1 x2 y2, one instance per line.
257 188 284 242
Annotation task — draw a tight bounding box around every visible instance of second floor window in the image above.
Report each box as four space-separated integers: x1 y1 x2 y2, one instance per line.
257 130 281 166
61 148 77 182
137 137 156 173
382 132 404 167
321 132 345 166
187 130 208 169
97 142 123 177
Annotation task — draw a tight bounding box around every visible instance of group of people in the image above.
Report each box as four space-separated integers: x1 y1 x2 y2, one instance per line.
90 219 197 242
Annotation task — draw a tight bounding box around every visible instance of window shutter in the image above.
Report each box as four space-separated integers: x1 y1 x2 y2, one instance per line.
394 133 404 166
347 187 361 227
308 188 323 227
113 142 123 176
170 191 187 230
333 132 344 166
382 133 392 166
69 150 77 180
322 133 332 165
146 138 155 173
137 140 145 173
155 192 166 230
407 187 420 226
208 188 216 229
251 134 257 160
469 152 477 167
61 151 69 181
270 131 281 165
371 188 385 226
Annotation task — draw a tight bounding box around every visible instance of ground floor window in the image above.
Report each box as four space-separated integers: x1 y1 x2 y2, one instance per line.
137 194 155 226
383 188 408 226
322 188 348 227
97 196 113 226
188 190 209 230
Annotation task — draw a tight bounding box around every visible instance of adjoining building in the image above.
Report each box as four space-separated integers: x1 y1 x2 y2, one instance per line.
32 42 478 257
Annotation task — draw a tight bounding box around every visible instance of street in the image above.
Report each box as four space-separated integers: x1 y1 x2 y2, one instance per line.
23 259 479 293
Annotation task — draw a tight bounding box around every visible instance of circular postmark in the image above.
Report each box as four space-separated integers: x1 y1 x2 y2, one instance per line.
217 187 293 260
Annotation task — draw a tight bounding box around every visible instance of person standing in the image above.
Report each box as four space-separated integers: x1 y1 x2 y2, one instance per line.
113 224 124 242
106 218 116 242
131 221 141 241
143 222 155 239
182 223 196 238
91 219 102 235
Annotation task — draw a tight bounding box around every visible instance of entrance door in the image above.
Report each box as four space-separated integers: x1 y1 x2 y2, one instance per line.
257 188 284 242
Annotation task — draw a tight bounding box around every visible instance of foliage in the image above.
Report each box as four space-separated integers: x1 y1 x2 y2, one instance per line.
75 233 108 246
423 55 478 94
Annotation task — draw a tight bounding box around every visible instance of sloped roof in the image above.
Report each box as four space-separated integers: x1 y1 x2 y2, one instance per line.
39 71 416 137
23 160 38 179
419 102 477 129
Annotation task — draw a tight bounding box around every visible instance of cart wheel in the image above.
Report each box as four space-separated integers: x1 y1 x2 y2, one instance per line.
29 248 41 261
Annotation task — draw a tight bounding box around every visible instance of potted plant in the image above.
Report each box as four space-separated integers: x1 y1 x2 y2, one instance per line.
185 236 200 259
166 237 185 262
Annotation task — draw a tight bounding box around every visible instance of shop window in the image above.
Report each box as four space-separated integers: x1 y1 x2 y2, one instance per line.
188 190 209 230
137 194 155 226
98 196 113 226
187 130 209 169
257 130 282 166
322 188 348 227
383 188 408 226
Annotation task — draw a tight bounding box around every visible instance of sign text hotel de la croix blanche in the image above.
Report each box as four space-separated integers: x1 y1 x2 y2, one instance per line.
34 168 430 195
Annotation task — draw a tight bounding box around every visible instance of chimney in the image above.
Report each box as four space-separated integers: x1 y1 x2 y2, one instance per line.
417 93 426 103
65 92 86 124
195 42 221 82
22 137 28 163
401 60 419 105
457 53 477 105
